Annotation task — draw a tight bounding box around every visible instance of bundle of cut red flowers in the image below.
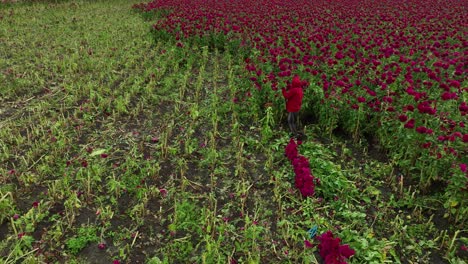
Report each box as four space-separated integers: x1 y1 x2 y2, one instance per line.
316 231 355 264
285 138 317 197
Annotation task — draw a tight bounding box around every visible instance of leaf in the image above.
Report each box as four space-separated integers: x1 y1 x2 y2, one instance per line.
90 149 107 157
450 200 458 207
147 257 163 264
168 224 176 231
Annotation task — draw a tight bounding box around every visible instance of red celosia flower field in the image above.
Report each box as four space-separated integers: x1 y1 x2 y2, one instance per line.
137 0 467 182
136 0 467 226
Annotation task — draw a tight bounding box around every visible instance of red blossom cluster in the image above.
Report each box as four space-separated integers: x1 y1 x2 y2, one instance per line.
316 231 355 264
285 138 318 197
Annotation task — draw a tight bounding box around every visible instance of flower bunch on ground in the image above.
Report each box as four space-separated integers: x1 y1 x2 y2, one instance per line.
316 231 355 264
285 138 318 197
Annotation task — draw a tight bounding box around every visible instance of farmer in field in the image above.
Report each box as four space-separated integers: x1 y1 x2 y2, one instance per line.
282 75 305 139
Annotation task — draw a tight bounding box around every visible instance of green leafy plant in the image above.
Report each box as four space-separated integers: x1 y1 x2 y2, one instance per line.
0 190 15 224
66 226 99 254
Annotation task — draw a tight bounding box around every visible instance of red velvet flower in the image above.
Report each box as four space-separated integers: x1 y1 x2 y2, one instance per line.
398 114 408 122
404 119 415 129
317 231 355 264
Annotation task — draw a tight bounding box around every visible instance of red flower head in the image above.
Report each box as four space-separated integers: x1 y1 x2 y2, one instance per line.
304 240 314 248
416 126 427 134
422 142 432 148
159 188 168 197
285 139 299 161
317 231 355 263
459 102 468 112
398 114 408 122
300 181 315 197
404 119 415 129
460 163 467 173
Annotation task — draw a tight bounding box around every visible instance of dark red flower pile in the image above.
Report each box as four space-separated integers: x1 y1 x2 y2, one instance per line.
316 231 355 264
285 138 318 197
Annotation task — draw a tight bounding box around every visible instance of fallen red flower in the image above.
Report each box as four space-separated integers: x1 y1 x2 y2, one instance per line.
316 231 355 264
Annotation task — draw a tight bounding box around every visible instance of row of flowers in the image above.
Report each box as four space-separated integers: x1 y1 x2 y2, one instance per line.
285 139 355 263
285 138 317 197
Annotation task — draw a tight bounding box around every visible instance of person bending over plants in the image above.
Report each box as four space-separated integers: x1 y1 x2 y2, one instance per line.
282 75 305 139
